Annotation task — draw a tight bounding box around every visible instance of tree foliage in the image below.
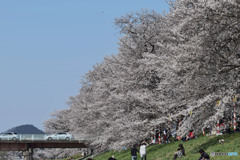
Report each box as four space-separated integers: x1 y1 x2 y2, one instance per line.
44 0 240 151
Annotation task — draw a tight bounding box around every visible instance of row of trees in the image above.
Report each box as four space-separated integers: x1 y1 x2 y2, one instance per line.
44 0 240 151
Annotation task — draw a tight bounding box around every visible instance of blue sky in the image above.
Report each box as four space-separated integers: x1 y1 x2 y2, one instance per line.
0 0 169 132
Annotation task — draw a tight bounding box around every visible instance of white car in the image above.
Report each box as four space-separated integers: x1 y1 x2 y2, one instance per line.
0 132 19 140
45 132 74 140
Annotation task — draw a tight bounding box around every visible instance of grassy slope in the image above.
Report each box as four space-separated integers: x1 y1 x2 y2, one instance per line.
93 132 240 160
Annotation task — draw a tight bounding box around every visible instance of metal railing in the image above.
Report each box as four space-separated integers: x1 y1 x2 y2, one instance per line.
0 134 97 141
19 134 45 140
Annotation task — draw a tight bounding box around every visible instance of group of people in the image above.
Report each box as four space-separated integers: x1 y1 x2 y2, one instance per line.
131 141 148 160
180 129 195 142
84 142 210 160
151 127 172 144
130 141 210 160
151 128 196 144
173 144 210 160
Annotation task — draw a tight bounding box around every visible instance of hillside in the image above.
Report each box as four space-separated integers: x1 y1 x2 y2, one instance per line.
93 132 240 160
58 132 240 160
5 124 45 134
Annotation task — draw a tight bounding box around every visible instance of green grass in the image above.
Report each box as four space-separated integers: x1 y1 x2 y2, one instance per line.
93 132 240 160
53 132 240 160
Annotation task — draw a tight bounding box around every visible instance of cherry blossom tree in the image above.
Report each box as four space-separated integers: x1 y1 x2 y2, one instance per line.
44 0 240 153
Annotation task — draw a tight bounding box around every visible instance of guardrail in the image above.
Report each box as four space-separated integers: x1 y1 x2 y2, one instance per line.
0 134 96 141
19 134 46 140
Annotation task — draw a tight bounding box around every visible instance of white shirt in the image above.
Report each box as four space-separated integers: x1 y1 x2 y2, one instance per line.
140 144 146 156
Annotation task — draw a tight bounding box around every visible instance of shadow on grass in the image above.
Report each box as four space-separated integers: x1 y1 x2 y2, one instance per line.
191 136 223 153
148 140 182 151
147 143 168 153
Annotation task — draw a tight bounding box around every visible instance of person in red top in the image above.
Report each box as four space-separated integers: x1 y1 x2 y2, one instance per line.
186 130 194 141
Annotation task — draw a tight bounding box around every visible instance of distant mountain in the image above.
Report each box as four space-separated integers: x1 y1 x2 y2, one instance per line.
5 124 45 134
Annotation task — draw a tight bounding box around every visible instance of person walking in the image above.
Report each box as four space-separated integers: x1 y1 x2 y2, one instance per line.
131 144 138 160
140 142 147 160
